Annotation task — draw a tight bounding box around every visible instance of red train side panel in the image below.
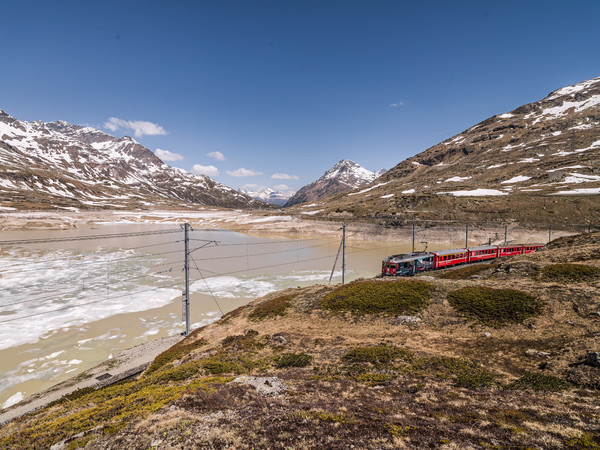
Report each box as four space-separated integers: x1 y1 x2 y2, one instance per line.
467 245 498 263
432 249 468 269
497 244 524 257
523 244 545 253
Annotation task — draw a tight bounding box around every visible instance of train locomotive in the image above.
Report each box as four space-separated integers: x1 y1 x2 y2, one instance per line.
382 243 544 277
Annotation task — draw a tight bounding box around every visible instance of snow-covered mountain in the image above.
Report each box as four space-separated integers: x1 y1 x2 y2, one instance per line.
293 77 600 224
284 160 382 207
239 187 295 206
0 110 263 210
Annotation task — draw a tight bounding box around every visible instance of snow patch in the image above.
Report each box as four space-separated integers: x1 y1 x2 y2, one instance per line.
444 189 508 197
501 176 531 184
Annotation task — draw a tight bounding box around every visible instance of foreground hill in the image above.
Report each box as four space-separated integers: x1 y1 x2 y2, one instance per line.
291 77 600 224
0 110 264 210
1 233 598 448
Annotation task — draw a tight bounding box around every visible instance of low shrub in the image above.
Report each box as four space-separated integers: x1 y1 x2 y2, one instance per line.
342 345 414 364
506 371 571 392
320 280 434 316
540 264 600 283
437 263 498 280
146 338 208 374
275 352 313 368
447 286 543 327
221 330 263 350
409 356 497 389
249 294 295 321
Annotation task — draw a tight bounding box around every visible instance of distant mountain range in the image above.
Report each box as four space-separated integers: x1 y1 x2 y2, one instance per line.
0 111 263 210
284 160 384 207
238 187 294 206
288 76 600 225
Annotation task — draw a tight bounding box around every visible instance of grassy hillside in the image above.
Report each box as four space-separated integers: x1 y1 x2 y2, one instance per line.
1 233 599 448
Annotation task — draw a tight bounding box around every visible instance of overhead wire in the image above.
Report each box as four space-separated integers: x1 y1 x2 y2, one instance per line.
0 228 180 246
0 280 183 324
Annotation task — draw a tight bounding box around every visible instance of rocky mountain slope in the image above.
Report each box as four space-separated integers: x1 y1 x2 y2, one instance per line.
0 110 263 210
284 160 383 207
293 77 600 224
239 187 294 206
1 232 598 448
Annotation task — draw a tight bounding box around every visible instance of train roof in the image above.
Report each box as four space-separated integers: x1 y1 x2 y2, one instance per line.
467 245 497 251
496 244 524 249
431 248 468 256
383 252 432 263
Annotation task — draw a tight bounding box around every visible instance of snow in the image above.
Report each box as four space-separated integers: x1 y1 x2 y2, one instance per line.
501 176 531 184
561 173 600 184
539 95 600 118
487 163 506 169
300 210 324 215
347 182 388 196
518 158 540 164
444 176 471 183
411 161 423 166
401 189 416 194
2 392 24 409
552 188 600 195
546 165 586 173
444 189 508 197
498 113 514 119
380 194 395 198
547 77 600 100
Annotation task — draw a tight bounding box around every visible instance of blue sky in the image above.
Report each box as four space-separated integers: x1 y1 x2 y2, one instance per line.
1 0 599 193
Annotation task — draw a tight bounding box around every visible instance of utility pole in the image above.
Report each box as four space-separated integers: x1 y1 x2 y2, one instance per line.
184 223 191 336
342 223 346 285
465 223 469 248
504 225 508 245
412 223 415 253
548 224 552 244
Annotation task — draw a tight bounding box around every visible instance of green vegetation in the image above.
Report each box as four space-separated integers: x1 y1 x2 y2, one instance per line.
320 280 434 316
0 375 229 449
409 356 498 389
540 263 600 283
342 345 414 364
221 329 264 350
447 286 543 327
506 371 571 392
437 263 497 279
249 294 296 320
146 337 208 374
275 352 313 368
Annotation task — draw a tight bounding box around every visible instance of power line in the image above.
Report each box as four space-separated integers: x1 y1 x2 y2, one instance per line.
0 264 185 307
191 240 336 261
0 228 180 246
0 246 181 276
0 280 183 324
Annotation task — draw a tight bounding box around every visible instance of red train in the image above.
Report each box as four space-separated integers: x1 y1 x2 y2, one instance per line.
382 243 545 276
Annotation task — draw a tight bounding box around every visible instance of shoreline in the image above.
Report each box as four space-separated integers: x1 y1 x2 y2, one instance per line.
0 208 577 243
0 335 183 425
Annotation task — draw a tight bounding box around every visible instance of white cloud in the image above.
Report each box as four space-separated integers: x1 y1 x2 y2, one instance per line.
207 151 226 161
155 148 183 162
191 164 219 177
272 173 299 180
389 101 405 108
226 168 263 177
104 117 167 138
273 184 290 191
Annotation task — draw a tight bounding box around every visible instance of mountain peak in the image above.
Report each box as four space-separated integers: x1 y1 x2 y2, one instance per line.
285 160 379 207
